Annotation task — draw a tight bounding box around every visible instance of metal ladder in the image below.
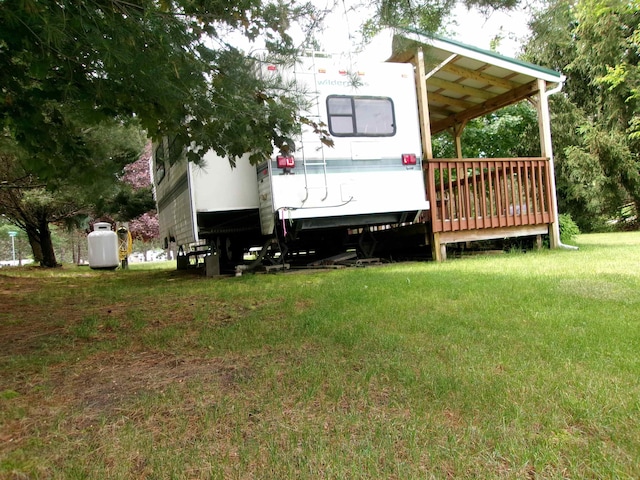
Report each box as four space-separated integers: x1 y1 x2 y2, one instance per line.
298 52 328 203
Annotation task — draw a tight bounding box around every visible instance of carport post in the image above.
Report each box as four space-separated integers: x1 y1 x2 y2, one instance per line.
536 78 561 249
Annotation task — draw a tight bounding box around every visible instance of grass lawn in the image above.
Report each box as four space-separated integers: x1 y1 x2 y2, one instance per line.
1 232 639 478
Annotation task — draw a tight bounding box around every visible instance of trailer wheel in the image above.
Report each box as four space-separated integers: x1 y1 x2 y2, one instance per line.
312 229 349 261
357 227 378 258
216 236 244 272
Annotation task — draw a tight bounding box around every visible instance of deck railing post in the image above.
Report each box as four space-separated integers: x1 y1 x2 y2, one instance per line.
426 161 442 261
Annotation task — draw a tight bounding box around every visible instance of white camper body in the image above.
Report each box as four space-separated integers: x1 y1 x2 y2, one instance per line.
153 55 429 266
154 145 260 249
258 56 429 235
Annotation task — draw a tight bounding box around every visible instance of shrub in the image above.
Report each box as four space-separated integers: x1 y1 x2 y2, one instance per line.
559 213 580 244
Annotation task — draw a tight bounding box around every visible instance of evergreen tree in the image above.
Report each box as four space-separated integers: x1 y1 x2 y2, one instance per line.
523 0 640 230
0 123 146 266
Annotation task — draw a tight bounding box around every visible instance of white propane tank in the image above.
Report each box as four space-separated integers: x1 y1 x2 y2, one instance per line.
88 222 119 270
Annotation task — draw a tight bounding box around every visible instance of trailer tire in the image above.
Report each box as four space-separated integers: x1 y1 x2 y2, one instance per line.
216 236 244 273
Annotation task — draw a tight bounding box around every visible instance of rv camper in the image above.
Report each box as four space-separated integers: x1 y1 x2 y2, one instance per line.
153 55 430 271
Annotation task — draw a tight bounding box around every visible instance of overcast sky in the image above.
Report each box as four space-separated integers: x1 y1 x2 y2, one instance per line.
307 1 533 60
449 3 532 57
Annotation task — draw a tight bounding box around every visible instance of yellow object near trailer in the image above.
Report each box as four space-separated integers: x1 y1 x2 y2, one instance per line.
117 226 133 269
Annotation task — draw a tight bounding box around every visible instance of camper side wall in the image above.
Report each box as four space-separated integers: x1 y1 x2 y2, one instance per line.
154 139 197 249
154 142 262 251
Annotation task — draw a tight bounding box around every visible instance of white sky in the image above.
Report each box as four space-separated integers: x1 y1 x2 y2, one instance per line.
306 1 533 60
447 4 532 57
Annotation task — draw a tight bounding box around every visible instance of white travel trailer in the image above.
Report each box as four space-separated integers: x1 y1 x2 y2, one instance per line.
153 55 430 270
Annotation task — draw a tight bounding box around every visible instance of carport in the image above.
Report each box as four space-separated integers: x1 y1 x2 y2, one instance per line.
388 28 566 260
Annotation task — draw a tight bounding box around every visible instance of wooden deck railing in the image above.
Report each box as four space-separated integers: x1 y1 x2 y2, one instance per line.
426 158 555 233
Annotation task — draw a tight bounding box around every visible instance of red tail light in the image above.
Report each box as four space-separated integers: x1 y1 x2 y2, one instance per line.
267 65 277 71
402 153 417 165
277 155 295 169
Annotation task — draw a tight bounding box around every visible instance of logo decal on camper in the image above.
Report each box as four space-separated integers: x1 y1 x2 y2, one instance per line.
317 79 370 88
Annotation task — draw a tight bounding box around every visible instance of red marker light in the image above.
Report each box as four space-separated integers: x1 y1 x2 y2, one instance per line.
402 154 417 165
277 156 295 169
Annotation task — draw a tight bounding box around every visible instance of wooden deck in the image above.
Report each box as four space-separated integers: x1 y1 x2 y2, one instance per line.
425 158 555 259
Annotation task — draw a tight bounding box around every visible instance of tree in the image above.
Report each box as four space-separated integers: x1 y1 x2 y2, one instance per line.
433 102 539 158
121 143 160 242
0 0 323 173
359 0 521 40
522 0 640 230
2 0 529 173
1 0 323 265
1 0 532 266
0 123 146 267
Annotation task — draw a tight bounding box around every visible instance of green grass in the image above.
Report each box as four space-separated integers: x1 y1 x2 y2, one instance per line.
1 233 640 478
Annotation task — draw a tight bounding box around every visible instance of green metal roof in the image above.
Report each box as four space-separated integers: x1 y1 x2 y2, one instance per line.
400 27 563 79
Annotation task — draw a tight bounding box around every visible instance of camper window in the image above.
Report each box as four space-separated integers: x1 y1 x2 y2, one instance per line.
327 95 395 137
154 143 166 184
167 135 186 165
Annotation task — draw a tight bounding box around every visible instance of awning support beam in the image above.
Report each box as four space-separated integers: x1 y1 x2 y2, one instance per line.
535 78 561 248
431 80 539 134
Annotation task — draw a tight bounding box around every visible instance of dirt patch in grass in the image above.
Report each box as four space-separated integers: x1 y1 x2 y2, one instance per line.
0 274 273 360
58 351 250 417
0 279 73 365
0 270 287 471
2 349 260 455
0 274 43 296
